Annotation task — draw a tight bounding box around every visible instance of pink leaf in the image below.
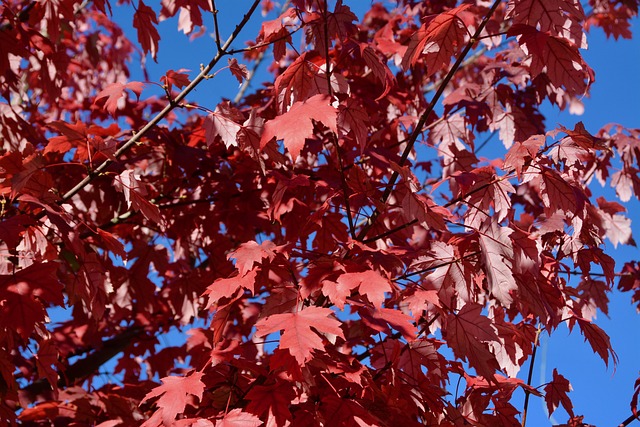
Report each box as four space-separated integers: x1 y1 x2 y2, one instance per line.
255 307 344 365
260 94 337 160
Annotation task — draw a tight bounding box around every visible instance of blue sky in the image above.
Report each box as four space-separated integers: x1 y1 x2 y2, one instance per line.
105 2 640 425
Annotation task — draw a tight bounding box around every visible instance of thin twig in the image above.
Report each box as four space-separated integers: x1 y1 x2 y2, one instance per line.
57 0 262 206
395 251 481 281
361 219 418 244
618 413 640 427
233 0 292 103
334 136 356 239
210 0 223 53
355 0 502 242
522 324 542 427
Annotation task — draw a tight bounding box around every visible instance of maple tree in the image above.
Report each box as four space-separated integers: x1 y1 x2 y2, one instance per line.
1 0 640 425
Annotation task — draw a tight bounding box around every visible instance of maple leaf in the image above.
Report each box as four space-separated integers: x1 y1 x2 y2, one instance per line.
503 134 545 178
204 102 243 148
0 263 62 340
215 409 262 427
45 121 87 155
511 25 591 96
574 318 618 367
141 371 205 426
94 82 146 116
35 340 60 396
559 122 608 151
418 241 473 305
544 369 574 417
255 307 344 365
228 240 277 276
446 303 500 381
204 270 257 308
402 4 470 76
506 0 587 48
600 211 632 248
305 0 357 54
134 0 161 60
632 376 640 419
114 170 164 225
539 167 579 214
479 220 517 307
96 228 126 258
359 306 418 341
245 382 295 426
161 69 191 92
159 0 209 35
338 99 369 152
228 58 248 84
359 44 396 100
273 52 321 111
335 270 393 308
260 94 338 160
257 8 296 61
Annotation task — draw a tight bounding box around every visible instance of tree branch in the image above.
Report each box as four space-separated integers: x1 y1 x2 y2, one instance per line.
20 326 146 402
522 325 542 427
355 0 502 242
56 0 262 207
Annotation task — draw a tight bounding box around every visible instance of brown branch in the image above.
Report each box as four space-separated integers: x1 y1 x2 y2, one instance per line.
355 0 502 242
210 0 223 53
233 0 292 103
334 135 356 239
20 326 145 402
395 251 481 282
522 325 542 427
361 219 418 244
618 413 640 427
57 0 262 207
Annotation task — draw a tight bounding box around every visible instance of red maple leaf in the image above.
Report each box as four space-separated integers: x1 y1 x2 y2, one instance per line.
359 44 396 101
446 303 500 381
632 376 640 419
510 25 591 96
228 58 248 84
0 263 62 341
359 306 418 341
216 409 262 427
204 270 257 307
260 94 338 160
255 307 344 365
228 240 277 276
245 382 295 426
479 220 517 307
257 8 296 61
203 103 243 148
161 69 191 92
506 0 586 48
141 371 205 426
573 317 618 367
539 167 579 214
134 0 161 60
338 98 369 152
335 270 393 308
544 368 574 417
94 82 145 116
504 134 545 178
402 4 470 75
113 170 163 225
273 52 324 112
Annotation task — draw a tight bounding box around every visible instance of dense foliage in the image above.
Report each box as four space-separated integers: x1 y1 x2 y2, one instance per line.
1 0 639 425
